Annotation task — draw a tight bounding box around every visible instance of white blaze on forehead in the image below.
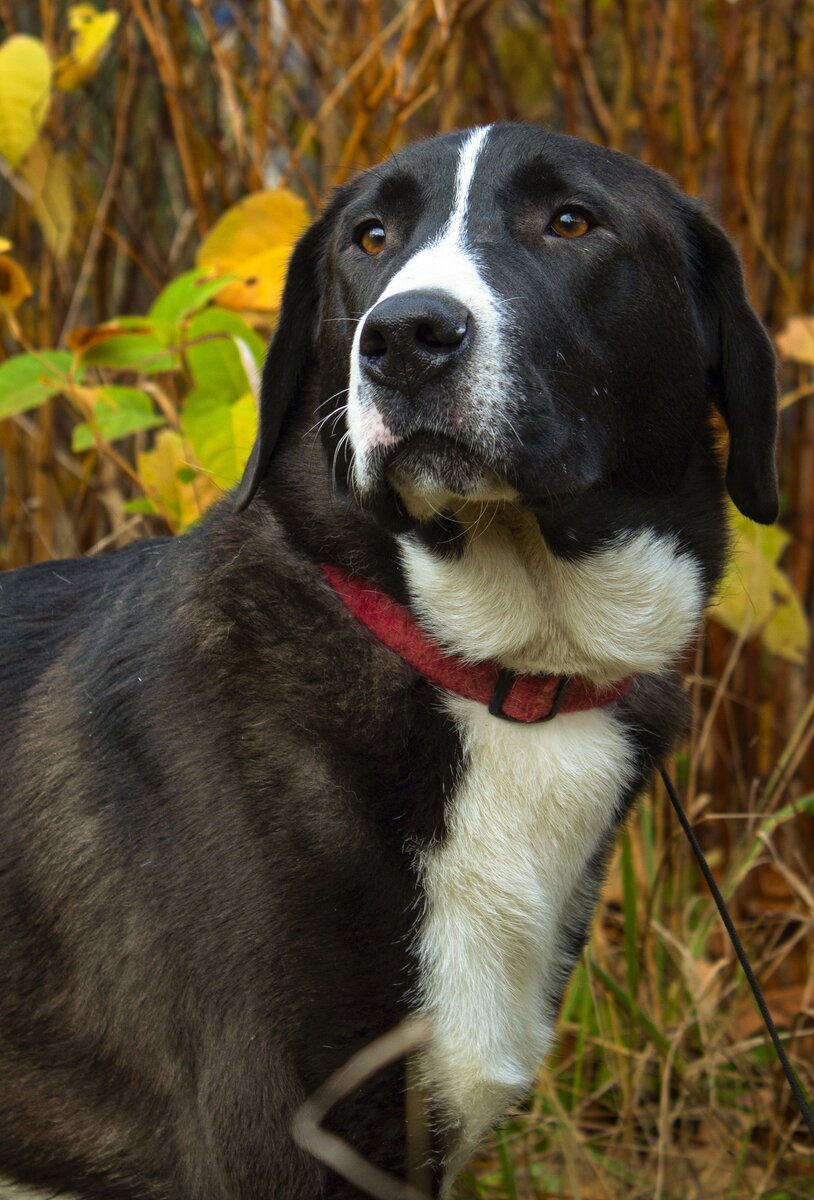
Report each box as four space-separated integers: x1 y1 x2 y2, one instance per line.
348 126 511 487
375 124 495 309
446 124 491 243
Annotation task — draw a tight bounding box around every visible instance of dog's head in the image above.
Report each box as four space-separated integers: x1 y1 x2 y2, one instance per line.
235 125 778 539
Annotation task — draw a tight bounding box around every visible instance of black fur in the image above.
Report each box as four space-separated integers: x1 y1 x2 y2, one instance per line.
0 124 777 1199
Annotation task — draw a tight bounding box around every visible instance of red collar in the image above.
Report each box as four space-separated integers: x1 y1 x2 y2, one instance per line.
321 564 633 724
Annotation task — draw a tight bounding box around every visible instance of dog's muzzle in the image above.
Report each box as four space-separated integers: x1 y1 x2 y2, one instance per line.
348 287 505 502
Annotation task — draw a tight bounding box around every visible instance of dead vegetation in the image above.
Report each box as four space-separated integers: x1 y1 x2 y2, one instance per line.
0 3 812 1195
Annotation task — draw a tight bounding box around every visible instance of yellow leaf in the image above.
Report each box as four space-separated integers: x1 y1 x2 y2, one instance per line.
54 4 119 91
0 35 52 168
19 138 75 261
0 237 12 252
137 429 219 534
196 189 309 311
0 254 33 310
762 569 810 665
776 315 814 365
709 504 811 665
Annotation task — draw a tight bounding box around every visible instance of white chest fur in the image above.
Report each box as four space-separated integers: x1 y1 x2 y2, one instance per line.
400 503 703 686
400 504 703 1182
416 698 633 1180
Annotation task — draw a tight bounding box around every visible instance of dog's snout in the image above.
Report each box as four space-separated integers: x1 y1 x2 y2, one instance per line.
359 292 469 387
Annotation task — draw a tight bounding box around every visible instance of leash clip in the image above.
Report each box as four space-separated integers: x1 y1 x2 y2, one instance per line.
488 669 572 724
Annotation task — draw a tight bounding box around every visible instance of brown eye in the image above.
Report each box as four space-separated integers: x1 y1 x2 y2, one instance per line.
550 210 591 239
357 223 386 255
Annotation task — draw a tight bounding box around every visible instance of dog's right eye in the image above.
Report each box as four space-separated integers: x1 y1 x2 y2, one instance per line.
355 222 387 256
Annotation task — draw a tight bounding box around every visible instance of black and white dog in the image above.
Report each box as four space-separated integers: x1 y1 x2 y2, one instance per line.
0 124 777 1199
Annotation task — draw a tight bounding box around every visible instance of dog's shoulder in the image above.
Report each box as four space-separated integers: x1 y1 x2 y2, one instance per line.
0 506 298 692
0 539 170 726
0 536 174 637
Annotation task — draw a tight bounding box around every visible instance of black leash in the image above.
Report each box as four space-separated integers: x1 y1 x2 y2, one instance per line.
658 763 814 1138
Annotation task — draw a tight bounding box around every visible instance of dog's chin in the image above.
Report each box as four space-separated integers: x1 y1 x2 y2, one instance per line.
391 445 494 497
363 433 517 520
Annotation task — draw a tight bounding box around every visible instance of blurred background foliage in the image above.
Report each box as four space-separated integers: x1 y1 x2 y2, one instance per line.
0 1 813 1196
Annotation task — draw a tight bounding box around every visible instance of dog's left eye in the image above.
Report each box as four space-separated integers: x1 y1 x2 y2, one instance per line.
549 209 592 239
355 222 387 255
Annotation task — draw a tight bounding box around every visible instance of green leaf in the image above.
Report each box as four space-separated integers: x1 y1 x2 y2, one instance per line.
183 308 264 402
110 315 164 331
181 390 257 490
0 350 74 419
71 385 165 451
122 496 158 515
78 326 179 373
148 268 233 325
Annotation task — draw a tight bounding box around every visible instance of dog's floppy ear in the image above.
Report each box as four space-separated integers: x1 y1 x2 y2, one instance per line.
688 208 779 524
234 208 333 511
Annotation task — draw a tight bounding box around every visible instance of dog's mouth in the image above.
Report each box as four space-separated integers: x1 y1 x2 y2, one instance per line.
347 419 598 527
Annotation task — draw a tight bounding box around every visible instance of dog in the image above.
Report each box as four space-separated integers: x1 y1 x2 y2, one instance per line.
0 123 778 1199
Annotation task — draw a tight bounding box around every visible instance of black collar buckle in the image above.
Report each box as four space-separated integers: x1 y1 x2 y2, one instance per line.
488 669 572 724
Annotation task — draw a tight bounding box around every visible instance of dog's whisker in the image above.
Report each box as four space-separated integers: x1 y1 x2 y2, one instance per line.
305 404 350 439
347 445 363 498
313 388 350 413
469 503 501 547
331 429 352 494
329 408 348 436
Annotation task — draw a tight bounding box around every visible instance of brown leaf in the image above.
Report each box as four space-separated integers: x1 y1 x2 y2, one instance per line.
66 323 151 353
0 254 33 309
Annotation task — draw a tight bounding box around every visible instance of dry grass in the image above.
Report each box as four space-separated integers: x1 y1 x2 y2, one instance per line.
1 2 813 1193
456 657 814 1198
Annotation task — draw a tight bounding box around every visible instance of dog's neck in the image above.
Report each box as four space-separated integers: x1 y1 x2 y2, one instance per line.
396 499 704 685
263 431 705 684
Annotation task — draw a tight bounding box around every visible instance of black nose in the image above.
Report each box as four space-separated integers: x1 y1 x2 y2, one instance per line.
359 291 469 390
